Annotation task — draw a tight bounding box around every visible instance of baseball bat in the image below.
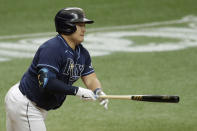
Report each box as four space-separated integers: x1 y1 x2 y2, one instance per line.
99 95 179 103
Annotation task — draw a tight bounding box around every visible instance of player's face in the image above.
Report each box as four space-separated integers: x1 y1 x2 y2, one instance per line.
70 23 86 44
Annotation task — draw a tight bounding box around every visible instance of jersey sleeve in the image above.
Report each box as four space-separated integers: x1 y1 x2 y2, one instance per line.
81 50 95 76
37 44 62 73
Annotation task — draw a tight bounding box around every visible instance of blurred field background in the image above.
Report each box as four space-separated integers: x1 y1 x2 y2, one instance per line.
1 0 197 131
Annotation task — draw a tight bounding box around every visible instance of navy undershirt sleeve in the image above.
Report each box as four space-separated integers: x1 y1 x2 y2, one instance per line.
46 79 79 95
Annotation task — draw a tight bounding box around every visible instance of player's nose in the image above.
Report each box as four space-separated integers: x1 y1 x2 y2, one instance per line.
82 26 86 33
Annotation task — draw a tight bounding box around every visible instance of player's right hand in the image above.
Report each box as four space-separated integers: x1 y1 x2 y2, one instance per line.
94 88 109 110
76 87 96 101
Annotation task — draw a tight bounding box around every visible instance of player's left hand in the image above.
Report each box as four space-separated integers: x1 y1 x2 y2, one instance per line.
94 88 109 110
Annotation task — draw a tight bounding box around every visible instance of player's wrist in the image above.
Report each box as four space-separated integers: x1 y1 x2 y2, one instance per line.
93 88 102 95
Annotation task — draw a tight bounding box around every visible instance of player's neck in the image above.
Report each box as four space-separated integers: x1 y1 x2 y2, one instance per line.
61 34 77 50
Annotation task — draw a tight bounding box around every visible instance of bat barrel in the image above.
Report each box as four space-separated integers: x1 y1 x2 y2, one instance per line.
131 95 179 103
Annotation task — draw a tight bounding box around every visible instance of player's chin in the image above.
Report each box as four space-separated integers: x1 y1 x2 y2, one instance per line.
77 37 84 43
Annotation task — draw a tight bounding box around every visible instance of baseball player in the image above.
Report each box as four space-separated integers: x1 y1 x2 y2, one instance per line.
5 7 109 131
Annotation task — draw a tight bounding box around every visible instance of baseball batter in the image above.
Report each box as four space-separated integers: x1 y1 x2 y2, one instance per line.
5 7 109 131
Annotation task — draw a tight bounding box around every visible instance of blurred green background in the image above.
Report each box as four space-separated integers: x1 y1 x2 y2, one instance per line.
1 0 197 131
0 0 197 35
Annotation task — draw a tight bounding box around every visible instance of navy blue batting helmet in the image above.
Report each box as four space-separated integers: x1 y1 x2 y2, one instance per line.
55 7 94 35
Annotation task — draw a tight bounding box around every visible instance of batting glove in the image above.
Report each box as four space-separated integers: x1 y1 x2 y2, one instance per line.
76 87 96 101
94 88 109 110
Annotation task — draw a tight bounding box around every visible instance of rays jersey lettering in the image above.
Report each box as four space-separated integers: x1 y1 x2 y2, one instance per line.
63 58 84 82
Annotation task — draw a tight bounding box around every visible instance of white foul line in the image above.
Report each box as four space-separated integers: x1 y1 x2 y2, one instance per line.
0 15 192 40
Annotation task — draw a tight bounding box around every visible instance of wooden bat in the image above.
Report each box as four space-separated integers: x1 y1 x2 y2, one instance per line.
99 95 179 103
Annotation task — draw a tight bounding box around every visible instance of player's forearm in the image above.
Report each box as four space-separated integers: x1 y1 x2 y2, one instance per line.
82 73 102 91
86 78 102 91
